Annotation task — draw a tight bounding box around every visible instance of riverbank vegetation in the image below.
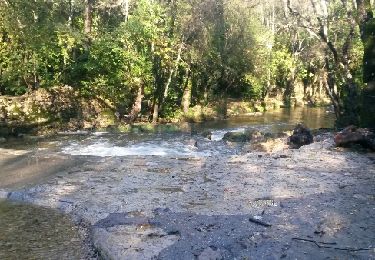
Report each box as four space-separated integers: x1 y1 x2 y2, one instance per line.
0 0 374 129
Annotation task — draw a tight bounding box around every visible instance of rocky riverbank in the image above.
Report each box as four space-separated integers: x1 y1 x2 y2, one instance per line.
0 130 374 259
0 84 333 139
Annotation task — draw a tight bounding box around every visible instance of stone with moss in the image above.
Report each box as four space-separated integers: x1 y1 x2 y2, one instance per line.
223 132 251 142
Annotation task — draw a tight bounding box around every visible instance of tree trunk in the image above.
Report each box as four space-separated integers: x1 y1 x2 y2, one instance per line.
152 102 159 124
323 56 341 119
338 17 360 126
84 0 94 35
357 0 375 127
153 40 184 123
182 66 192 114
123 0 129 22
202 85 208 105
128 84 144 124
151 42 162 124
162 41 183 100
219 91 228 118
68 0 74 27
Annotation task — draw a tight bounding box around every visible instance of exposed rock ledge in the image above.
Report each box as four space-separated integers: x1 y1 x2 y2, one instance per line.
1 136 374 259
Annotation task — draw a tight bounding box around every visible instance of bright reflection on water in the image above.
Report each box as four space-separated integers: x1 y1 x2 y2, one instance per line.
203 107 334 141
0 107 335 177
0 107 335 159
194 107 334 132
62 140 207 157
60 107 334 157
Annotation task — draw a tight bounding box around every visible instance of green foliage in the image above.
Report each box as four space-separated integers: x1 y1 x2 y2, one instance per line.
0 0 370 125
243 74 264 99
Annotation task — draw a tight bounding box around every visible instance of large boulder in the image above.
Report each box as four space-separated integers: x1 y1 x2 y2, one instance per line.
288 124 313 148
334 126 375 151
223 132 250 142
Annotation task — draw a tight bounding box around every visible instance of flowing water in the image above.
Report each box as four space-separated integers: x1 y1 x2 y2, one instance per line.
0 107 334 188
0 107 335 259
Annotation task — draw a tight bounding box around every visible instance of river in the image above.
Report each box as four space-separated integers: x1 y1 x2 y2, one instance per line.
0 107 335 259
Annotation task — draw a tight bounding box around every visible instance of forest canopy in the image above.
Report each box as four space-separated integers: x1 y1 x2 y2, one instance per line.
0 0 374 127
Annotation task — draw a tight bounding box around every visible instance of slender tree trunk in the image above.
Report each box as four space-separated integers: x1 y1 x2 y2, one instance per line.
215 0 228 117
182 66 192 114
151 41 163 124
283 0 289 18
152 40 183 123
33 53 39 90
152 102 160 124
219 91 228 118
203 85 208 105
84 0 94 35
123 0 129 22
162 41 183 100
323 55 341 119
68 0 74 27
128 84 144 123
285 67 296 106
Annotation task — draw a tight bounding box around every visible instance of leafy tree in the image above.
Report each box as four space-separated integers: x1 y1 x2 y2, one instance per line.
0 0 373 127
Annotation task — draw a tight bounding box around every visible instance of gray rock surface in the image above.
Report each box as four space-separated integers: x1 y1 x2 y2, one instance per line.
1 136 374 259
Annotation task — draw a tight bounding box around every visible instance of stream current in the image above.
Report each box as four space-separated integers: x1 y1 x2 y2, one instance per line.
0 107 335 259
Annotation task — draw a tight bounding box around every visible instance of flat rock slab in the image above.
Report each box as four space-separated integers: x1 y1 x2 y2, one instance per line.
94 209 273 259
1 137 375 259
91 204 375 259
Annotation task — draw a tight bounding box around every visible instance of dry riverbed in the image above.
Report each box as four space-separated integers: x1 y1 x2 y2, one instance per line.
0 134 374 259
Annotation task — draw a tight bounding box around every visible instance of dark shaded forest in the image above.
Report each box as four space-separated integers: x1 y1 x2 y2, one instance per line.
0 0 374 127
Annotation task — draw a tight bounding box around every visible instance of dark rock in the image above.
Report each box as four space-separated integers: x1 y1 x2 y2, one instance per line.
201 131 212 140
334 125 375 151
288 124 313 148
223 132 251 142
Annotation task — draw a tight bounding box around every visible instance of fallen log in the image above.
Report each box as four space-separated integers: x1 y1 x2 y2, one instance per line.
334 125 375 151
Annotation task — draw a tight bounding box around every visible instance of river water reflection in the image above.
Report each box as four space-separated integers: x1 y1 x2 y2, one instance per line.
194 107 335 132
